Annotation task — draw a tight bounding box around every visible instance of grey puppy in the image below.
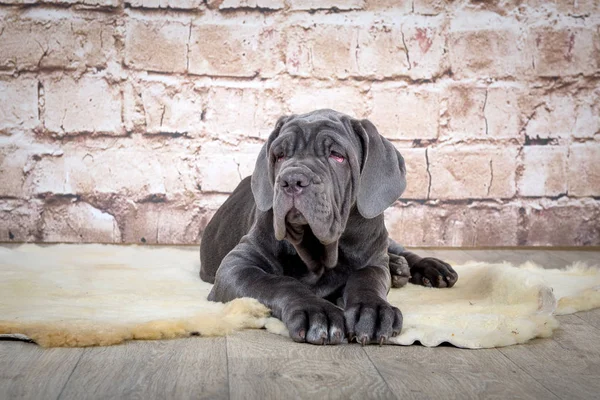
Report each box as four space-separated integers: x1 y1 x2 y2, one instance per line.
200 109 457 345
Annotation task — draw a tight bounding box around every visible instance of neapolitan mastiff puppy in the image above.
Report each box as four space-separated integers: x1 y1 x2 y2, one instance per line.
200 109 458 345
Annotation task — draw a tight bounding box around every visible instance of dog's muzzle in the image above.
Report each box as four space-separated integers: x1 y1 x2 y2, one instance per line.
278 168 311 196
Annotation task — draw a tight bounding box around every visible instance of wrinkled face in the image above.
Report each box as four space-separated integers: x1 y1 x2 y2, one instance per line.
252 109 407 263
268 116 363 246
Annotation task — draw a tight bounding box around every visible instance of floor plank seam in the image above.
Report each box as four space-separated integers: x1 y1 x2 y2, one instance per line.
360 347 397 399
496 348 562 400
56 348 85 400
573 313 600 331
225 337 231 400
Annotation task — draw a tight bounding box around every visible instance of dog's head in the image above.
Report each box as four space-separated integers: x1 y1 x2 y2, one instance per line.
251 109 406 253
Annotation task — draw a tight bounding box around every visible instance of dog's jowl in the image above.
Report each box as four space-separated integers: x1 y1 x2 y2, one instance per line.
200 109 458 345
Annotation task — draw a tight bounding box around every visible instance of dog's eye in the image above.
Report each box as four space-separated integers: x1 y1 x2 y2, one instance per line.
275 153 285 162
329 151 345 163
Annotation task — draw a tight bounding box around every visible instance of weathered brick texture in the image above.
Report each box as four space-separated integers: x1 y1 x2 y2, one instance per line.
42 201 122 243
530 26 599 77
370 85 440 140
288 0 364 11
0 78 39 133
0 11 117 72
0 1 599 246
568 143 600 198
428 146 518 200
189 23 284 78
518 146 568 197
448 13 527 79
219 0 284 10
125 17 190 74
126 0 204 9
42 75 124 135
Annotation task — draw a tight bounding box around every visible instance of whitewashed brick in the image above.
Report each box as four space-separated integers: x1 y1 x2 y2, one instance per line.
204 86 285 140
42 201 121 243
122 202 202 244
285 84 366 119
518 146 568 197
522 198 600 246
356 24 410 79
0 78 39 133
443 84 522 140
370 86 440 140
28 142 200 200
530 26 598 77
286 25 358 79
0 147 29 198
1 0 121 5
0 199 42 242
128 80 205 136
413 0 448 15
523 93 576 140
189 23 283 78
355 19 449 80
573 89 600 139
364 0 412 12
448 13 526 78
288 0 363 10
43 75 123 135
428 146 518 199
219 0 284 9
0 15 115 71
568 142 600 197
125 18 190 74
126 0 204 8
197 142 262 193
385 202 519 247
395 147 429 199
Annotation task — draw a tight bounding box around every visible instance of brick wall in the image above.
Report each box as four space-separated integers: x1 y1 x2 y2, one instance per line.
0 0 599 246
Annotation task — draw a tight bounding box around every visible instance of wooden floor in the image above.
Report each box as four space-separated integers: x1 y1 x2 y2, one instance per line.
1 248 600 400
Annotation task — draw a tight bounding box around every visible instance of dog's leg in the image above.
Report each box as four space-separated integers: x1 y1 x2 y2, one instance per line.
209 246 346 346
343 265 403 345
388 238 458 288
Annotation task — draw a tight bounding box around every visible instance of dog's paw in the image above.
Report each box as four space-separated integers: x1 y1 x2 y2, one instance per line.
344 297 403 345
410 257 458 288
282 300 345 345
389 253 410 288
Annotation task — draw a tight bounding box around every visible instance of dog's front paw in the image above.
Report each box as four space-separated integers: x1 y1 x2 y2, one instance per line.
282 299 345 345
410 257 458 288
344 297 403 345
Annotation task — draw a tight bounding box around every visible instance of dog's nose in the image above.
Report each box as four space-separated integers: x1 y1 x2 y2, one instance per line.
280 171 310 196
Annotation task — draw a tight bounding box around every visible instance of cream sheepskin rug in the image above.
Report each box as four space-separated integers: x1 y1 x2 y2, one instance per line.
0 244 598 348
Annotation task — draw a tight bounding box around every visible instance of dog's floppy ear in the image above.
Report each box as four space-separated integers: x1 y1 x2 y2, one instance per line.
251 115 292 211
352 119 407 219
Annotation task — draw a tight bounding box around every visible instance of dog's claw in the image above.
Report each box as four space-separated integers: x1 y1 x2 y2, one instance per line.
379 336 386 346
360 337 367 346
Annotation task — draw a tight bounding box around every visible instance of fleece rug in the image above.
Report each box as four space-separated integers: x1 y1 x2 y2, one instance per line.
0 244 599 348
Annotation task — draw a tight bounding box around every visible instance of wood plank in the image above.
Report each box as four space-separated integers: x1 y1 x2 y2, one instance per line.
364 344 559 400
449 249 568 269
227 330 395 400
575 308 600 330
0 341 83 400
58 337 228 400
548 250 600 267
498 314 600 400
489 249 568 269
450 249 508 264
412 249 476 265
